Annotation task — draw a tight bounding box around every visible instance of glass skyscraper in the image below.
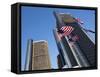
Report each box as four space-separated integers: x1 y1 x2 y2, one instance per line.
53 11 95 68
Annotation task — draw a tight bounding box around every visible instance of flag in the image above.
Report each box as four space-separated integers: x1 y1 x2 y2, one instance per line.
75 18 84 24
72 35 79 41
60 26 74 36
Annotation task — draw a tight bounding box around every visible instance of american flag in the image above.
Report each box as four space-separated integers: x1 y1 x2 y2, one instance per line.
60 26 74 36
75 18 84 24
72 35 79 41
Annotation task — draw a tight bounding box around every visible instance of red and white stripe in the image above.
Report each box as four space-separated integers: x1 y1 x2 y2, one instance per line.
60 26 74 36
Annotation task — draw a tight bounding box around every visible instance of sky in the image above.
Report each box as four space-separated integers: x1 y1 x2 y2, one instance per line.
21 6 95 70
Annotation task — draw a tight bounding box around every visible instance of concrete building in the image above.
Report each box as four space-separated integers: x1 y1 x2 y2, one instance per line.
24 40 51 71
32 40 51 70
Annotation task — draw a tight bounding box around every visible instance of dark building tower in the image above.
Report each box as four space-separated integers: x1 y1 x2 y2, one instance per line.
53 11 95 68
57 54 64 69
24 40 51 71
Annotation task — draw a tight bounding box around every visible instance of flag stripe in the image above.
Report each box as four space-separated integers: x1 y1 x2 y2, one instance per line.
60 25 74 36
60 26 74 36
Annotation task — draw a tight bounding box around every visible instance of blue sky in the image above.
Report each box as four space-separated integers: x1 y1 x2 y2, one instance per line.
21 6 95 70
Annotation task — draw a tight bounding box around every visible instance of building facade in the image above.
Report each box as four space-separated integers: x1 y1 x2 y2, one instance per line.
53 11 95 68
24 40 51 71
57 54 64 69
32 40 51 70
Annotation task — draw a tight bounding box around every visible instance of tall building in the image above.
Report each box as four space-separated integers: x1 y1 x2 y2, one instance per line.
24 40 51 71
57 54 64 69
32 40 51 70
53 11 95 68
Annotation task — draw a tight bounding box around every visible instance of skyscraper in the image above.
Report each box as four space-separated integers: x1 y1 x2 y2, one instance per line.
32 40 51 70
53 11 95 68
24 40 51 70
57 54 64 69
